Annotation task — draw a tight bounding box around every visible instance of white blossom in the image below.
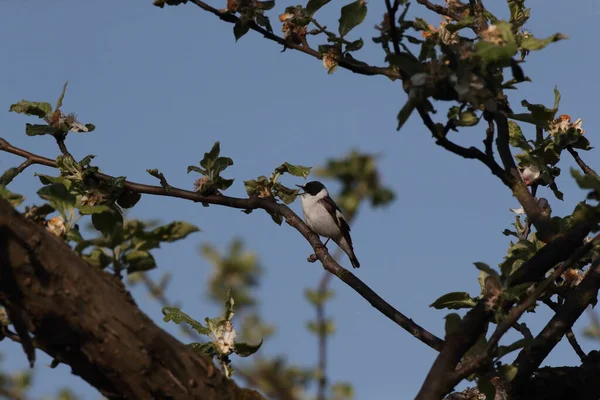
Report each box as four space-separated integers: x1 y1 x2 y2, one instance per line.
46 216 66 237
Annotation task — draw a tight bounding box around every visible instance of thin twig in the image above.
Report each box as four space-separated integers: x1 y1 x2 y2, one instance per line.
0 137 444 352
417 107 509 186
415 0 461 21
385 0 402 56
483 119 494 159
567 146 599 177
316 271 331 400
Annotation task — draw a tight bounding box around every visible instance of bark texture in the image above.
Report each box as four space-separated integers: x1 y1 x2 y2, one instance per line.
0 198 264 400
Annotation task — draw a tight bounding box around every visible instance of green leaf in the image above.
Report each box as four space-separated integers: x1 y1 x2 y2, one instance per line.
306 0 330 15
475 21 517 65
307 319 335 335
498 363 518 382
25 124 55 136
445 16 475 33
36 174 72 189
0 168 19 186
55 81 68 111
521 33 567 51
304 288 335 306
91 210 124 240
234 338 263 357
234 20 250 41
456 110 479 127
258 0 275 10
444 313 462 336
430 292 477 310
244 176 270 197
511 87 560 129
213 157 234 175
79 154 95 167
386 53 423 76
200 142 221 170
190 342 217 357
473 262 501 281
9 101 52 118
82 248 112 269
338 0 367 37
84 124 96 132
149 221 200 242
508 121 532 151
37 184 76 216
396 101 415 131
275 162 312 178
224 289 235 321
162 307 211 335
345 38 364 52
78 205 112 215
476 41 518 65
270 212 283 225
187 165 206 175
124 250 157 273
273 182 299 204
0 185 25 207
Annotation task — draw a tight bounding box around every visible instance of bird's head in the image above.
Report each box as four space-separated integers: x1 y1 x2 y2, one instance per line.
296 181 327 197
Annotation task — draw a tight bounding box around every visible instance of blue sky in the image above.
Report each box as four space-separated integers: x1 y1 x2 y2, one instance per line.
1 0 599 398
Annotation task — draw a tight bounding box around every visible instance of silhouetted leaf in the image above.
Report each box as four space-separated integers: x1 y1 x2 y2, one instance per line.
306 0 330 15
163 307 211 335
521 33 566 51
25 124 55 136
338 0 367 36
430 292 477 310
125 250 157 272
234 339 263 357
9 101 52 118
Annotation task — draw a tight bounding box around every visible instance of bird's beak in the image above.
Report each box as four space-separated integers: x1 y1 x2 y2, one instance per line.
296 184 305 194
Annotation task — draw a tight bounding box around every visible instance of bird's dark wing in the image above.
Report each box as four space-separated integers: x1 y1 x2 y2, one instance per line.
318 196 353 247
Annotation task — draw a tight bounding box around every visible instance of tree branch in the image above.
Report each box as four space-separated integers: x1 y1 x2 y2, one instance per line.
0 196 265 400
543 299 587 362
186 0 401 80
453 236 598 380
0 137 444 352
415 0 462 21
568 146 599 177
512 255 600 390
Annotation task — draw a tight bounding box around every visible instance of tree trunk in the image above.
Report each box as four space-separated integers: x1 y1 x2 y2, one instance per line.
0 197 264 400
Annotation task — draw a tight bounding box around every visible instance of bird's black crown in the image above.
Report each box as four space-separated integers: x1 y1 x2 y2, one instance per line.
302 181 326 196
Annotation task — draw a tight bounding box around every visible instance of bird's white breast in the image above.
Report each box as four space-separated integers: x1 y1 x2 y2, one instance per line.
299 189 342 239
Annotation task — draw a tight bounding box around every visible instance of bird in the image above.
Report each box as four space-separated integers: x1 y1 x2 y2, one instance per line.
296 181 360 269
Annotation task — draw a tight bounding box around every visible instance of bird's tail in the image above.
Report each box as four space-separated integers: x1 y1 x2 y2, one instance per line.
336 237 360 268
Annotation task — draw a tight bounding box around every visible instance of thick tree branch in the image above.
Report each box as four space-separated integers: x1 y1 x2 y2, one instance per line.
186 0 401 80
0 197 265 400
0 137 444 352
543 299 587 362
512 256 600 390
415 226 597 400
453 236 598 379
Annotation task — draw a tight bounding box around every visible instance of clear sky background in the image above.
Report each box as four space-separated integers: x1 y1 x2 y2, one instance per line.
1 0 599 399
